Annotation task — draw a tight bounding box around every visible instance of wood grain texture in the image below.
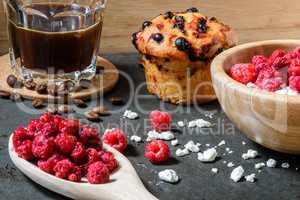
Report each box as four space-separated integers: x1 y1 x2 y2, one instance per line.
211 40 300 154
1 0 300 55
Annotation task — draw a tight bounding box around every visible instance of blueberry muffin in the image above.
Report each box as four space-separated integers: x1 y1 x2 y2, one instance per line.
132 7 238 104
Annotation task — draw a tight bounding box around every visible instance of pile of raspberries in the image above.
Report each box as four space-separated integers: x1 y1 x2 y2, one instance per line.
229 47 300 92
12 113 119 184
13 111 174 183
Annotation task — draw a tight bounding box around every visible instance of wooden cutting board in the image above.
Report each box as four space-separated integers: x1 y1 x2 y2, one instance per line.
0 54 119 100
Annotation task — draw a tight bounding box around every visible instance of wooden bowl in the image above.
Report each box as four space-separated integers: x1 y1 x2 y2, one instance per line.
211 40 300 154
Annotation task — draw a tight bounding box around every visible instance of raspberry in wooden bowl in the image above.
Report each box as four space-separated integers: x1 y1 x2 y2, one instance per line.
132 8 237 104
211 39 300 154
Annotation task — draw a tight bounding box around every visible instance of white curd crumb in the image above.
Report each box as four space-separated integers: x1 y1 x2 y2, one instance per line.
171 139 179 146
146 130 175 141
205 144 211 147
188 119 212 128
281 162 290 169
266 159 277 168
130 135 142 143
242 149 258 160
177 121 185 127
211 168 218 174
158 169 179 183
123 110 139 120
197 148 217 162
242 141 246 145
246 82 256 88
184 141 200 153
255 162 265 169
230 166 244 182
176 148 190 157
218 140 226 146
227 162 235 168
245 173 256 183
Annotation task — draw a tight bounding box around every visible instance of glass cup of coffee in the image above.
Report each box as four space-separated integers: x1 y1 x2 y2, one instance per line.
3 0 106 84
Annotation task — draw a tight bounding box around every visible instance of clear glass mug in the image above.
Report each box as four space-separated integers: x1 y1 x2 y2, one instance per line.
3 0 106 84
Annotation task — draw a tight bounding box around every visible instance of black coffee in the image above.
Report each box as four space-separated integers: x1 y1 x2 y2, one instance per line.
7 3 103 73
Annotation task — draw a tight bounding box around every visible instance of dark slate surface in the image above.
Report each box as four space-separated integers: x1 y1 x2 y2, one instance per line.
0 53 300 200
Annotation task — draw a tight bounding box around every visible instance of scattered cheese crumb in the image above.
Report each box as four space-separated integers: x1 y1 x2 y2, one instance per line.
171 139 179 146
218 140 226 146
205 144 211 147
184 141 200 153
158 169 179 183
281 162 290 169
245 173 256 183
242 149 258 160
242 141 246 145
226 148 230 152
188 119 212 128
146 130 175 141
177 121 185 127
197 148 217 162
266 159 277 168
230 166 244 182
246 82 256 88
130 135 142 143
228 151 234 154
211 168 219 174
176 148 190 157
227 162 235 168
123 110 139 119
255 162 265 169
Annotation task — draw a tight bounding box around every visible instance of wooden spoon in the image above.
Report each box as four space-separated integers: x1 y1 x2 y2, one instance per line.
8 135 158 200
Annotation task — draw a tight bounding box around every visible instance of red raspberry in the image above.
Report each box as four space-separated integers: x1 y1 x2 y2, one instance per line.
268 49 287 69
289 76 300 92
15 140 34 160
53 159 76 179
99 151 118 172
37 154 64 174
86 148 100 165
27 119 41 137
229 63 257 84
55 133 77 155
252 55 267 66
40 112 54 123
68 166 82 182
255 66 283 84
87 161 110 184
36 121 58 137
257 77 285 92
150 110 172 132
294 46 300 55
145 140 170 164
59 119 80 135
102 129 128 152
79 126 102 149
71 142 86 163
12 127 31 147
32 135 55 159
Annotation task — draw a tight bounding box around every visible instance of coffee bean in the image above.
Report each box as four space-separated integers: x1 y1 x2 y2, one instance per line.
109 96 125 106
84 110 101 122
79 79 92 89
47 105 58 114
92 106 110 116
24 80 37 90
32 98 44 109
58 105 73 113
73 98 87 108
10 93 22 102
6 75 17 88
36 83 48 94
0 90 11 99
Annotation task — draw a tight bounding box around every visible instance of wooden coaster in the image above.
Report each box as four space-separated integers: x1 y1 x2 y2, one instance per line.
0 54 119 100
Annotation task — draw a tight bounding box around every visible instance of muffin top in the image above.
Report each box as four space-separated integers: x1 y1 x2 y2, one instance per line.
132 8 238 61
